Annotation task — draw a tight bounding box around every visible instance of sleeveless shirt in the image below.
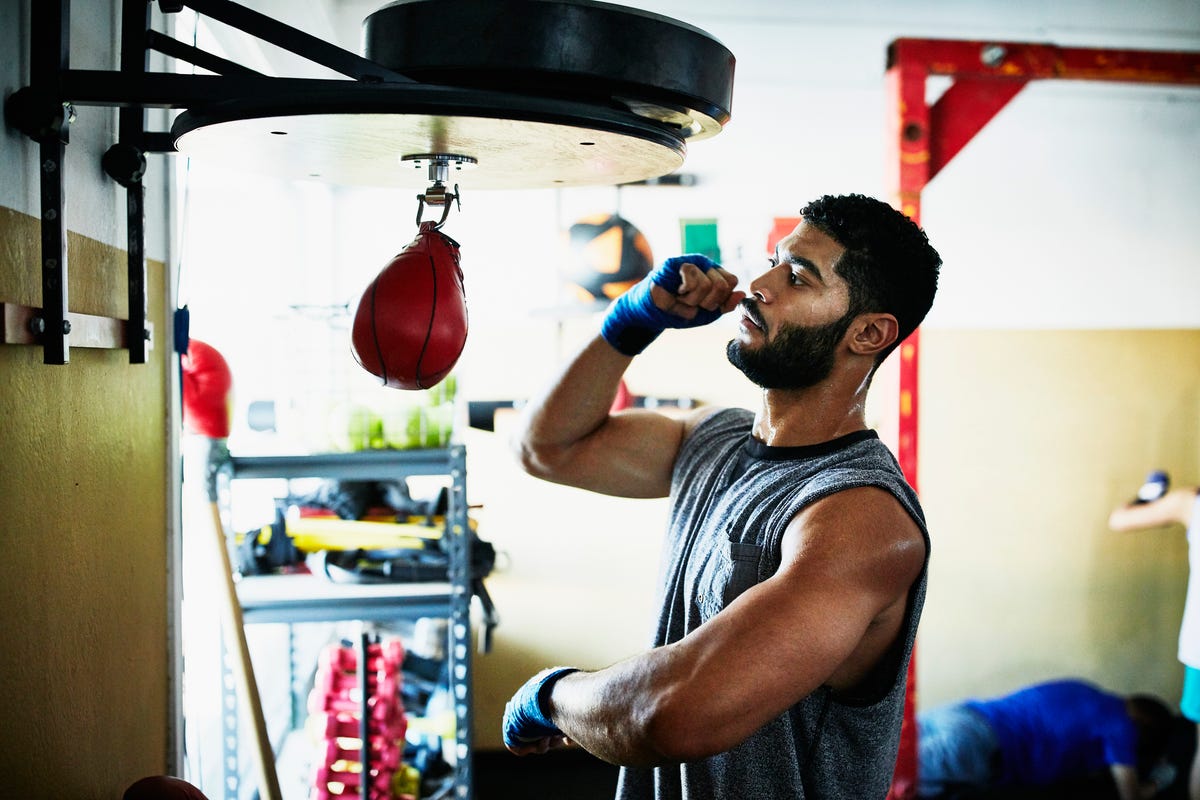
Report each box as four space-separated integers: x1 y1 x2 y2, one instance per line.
615 408 930 800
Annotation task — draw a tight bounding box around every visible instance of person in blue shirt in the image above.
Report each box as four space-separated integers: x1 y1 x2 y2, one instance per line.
917 679 1173 799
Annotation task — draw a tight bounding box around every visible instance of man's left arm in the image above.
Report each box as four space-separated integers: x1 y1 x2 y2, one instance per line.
503 486 926 765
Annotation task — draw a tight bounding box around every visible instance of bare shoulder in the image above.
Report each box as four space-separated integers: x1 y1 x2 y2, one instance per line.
774 486 925 690
782 486 926 597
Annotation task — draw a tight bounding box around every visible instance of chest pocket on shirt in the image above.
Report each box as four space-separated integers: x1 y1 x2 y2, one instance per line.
696 541 763 621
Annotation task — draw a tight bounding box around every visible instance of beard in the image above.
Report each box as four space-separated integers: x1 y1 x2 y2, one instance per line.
726 300 856 390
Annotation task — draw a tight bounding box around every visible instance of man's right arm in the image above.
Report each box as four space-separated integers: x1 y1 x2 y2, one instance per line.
511 255 743 499
511 334 710 498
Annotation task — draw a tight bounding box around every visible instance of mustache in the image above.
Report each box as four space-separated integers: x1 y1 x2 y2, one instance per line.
740 298 766 332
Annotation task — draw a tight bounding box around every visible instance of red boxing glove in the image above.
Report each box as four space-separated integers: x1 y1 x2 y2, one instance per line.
181 339 233 439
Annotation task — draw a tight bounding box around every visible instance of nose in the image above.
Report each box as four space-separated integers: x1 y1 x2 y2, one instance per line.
748 269 775 303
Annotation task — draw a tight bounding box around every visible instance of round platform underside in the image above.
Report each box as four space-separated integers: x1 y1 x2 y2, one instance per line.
172 110 687 189
170 0 732 190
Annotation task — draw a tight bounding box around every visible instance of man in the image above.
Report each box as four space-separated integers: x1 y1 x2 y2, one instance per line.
1110 476 1200 800
916 679 1174 800
503 194 942 798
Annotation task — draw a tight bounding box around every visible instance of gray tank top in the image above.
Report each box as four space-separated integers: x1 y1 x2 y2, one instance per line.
616 408 929 800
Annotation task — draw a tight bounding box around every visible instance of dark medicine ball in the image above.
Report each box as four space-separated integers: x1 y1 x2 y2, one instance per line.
565 214 654 304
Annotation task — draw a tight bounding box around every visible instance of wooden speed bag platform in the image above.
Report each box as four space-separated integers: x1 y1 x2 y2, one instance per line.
170 0 735 189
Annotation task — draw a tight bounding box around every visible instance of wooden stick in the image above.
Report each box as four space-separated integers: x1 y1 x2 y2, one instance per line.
194 466 283 800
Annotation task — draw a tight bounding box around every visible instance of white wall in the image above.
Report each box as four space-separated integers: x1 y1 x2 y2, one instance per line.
0 1 174 262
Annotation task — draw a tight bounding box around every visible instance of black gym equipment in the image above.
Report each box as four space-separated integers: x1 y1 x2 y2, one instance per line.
5 0 736 364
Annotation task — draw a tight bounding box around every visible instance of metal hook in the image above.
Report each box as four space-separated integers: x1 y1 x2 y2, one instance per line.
415 182 462 230
404 153 474 231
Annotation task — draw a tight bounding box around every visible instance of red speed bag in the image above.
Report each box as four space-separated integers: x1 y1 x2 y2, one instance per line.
351 222 469 390
181 338 233 439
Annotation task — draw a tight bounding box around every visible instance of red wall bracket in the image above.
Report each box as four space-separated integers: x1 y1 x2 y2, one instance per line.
884 37 1200 800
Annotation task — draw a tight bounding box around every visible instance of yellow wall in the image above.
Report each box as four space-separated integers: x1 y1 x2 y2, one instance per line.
918 329 1200 707
0 207 172 796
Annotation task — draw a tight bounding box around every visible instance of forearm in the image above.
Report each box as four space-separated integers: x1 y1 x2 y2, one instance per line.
505 634 748 768
544 648 687 767
1109 487 1199 531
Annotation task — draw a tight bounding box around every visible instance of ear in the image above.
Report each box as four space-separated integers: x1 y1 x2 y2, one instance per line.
847 313 899 358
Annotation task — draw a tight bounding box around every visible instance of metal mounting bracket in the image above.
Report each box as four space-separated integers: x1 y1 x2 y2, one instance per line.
4 0 734 367
3 0 419 365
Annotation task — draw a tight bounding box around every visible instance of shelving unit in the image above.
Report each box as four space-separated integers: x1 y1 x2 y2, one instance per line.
221 445 474 800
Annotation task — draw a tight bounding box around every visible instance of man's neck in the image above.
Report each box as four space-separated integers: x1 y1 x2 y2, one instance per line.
751 367 873 447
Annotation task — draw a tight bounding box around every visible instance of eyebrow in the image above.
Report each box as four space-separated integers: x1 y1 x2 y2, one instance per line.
774 248 826 284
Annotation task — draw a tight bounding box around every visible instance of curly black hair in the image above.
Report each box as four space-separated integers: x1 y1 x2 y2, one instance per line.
799 194 941 365
1126 694 1173 776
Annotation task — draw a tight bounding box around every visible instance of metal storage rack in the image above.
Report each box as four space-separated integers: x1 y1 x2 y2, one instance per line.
223 445 474 800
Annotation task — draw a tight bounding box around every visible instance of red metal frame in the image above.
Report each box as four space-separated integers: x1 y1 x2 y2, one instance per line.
884 38 1200 800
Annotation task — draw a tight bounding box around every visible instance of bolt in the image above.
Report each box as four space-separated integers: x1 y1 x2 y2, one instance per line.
981 44 1006 68
29 317 45 335
42 160 57 173
62 320 71 334
44 208 57 221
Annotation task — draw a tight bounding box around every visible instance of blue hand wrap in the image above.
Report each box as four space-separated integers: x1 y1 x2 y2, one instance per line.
502 666 580 749
600 254 726 356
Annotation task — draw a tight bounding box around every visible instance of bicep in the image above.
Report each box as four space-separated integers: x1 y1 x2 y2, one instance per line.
525 407 714 498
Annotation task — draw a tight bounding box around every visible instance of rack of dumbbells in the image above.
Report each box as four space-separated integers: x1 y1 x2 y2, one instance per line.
310 634 412 800
223 445 476 799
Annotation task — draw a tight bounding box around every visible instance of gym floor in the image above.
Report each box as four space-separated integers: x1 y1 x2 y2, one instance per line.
468 713 1198 800
474 748 618 799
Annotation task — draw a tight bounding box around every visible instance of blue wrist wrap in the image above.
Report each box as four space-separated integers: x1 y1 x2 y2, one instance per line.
502 666 580 749
600 254 726 356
